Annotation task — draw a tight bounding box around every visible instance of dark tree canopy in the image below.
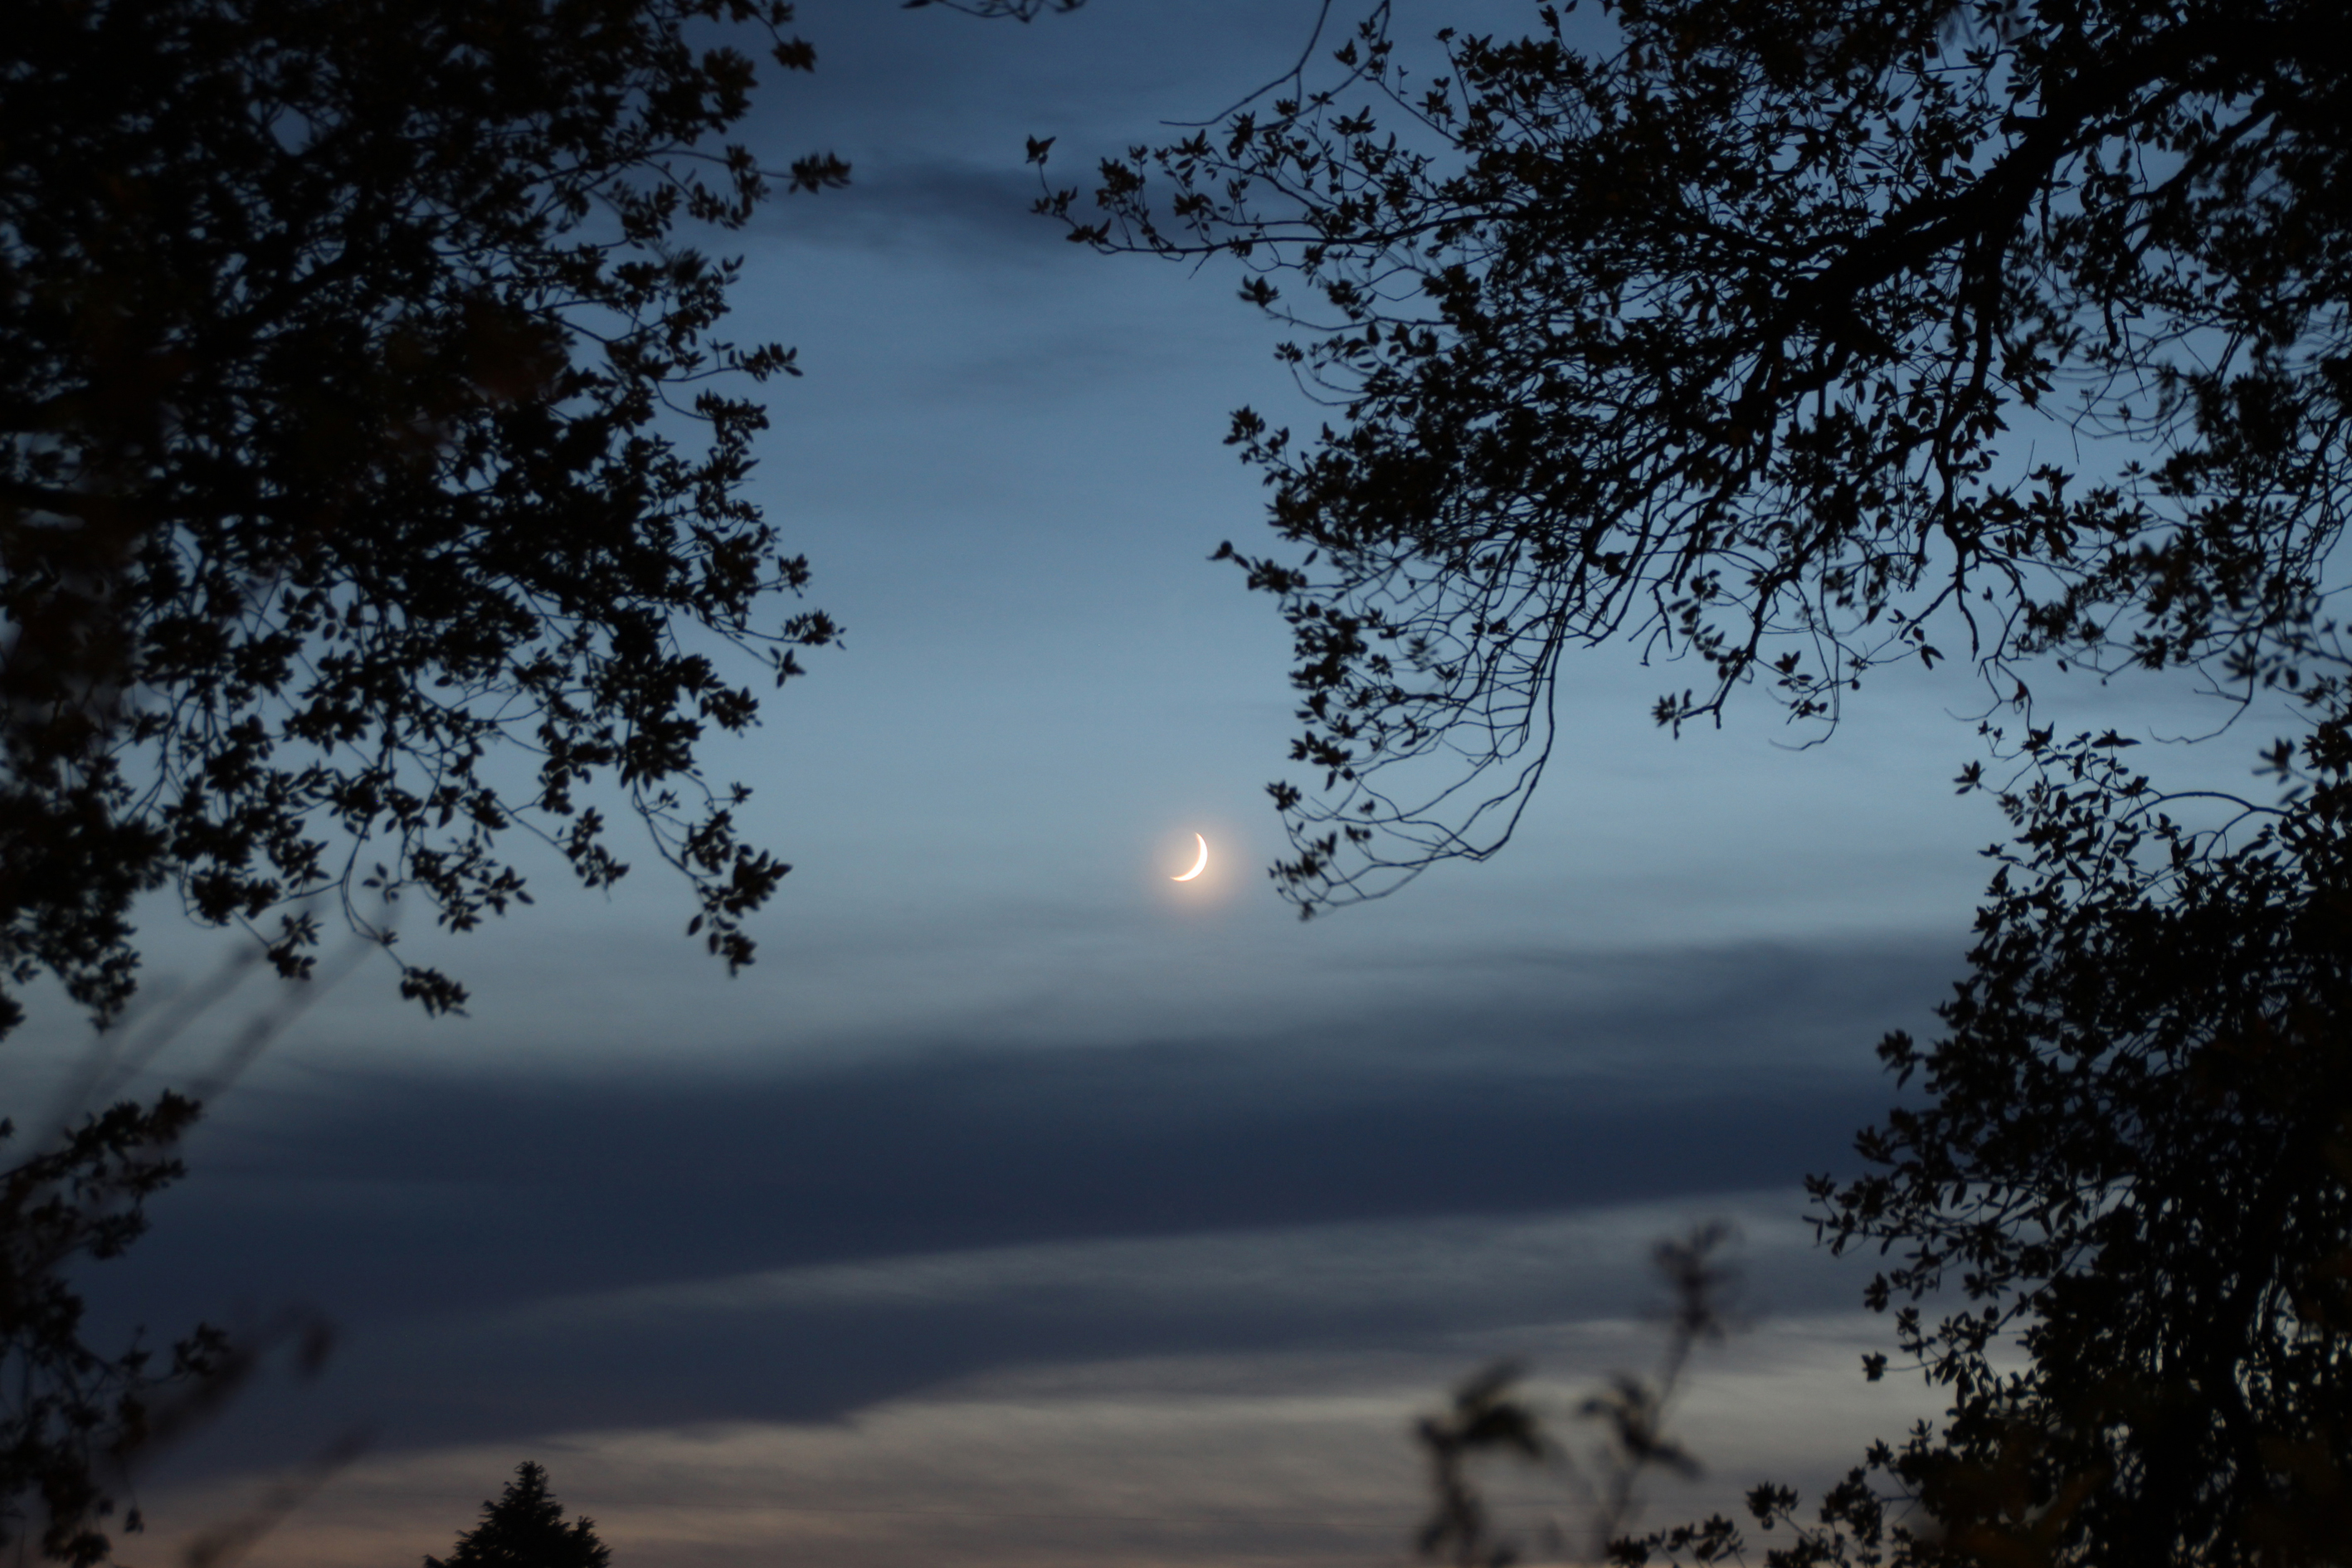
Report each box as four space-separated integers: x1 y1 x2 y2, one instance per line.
1603 669 2352 1566
426 1462 611 1568
1043 0 2352 911
1 0 855 1036
1816 719 2351 1566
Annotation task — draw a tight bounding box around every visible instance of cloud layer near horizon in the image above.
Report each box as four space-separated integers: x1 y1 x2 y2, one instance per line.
89 933 1954 1493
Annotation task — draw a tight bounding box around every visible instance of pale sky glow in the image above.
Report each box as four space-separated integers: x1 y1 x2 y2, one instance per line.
4 2 2285 1565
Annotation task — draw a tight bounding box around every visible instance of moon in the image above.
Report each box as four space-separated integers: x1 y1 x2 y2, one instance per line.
1171 833 1209 883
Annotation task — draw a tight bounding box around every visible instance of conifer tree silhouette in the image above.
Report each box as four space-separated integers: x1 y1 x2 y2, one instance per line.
425 1463 611 1568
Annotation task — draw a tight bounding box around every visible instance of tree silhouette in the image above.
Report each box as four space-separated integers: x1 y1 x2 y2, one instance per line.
0 1 1045 1558
426 1463 611 1568
2 0 854 1037
1040 0 2352 913
1601 670 2352 1565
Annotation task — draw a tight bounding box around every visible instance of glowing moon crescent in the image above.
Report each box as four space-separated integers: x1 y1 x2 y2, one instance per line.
1172 833 1209 882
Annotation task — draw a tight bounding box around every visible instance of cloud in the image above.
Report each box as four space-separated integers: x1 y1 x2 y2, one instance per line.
751 159 1059 254
101 933 1947 1485
125 960 1914 1327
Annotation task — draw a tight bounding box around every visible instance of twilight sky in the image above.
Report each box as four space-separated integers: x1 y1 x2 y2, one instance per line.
3 2 2278 1565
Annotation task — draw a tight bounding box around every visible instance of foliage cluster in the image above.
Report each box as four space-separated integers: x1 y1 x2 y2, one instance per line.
2 0 851 1037
1595 674 2352 1566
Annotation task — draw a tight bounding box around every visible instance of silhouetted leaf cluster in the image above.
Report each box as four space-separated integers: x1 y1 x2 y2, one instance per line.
1041 0 2352 912
2 0 853 1035
0 1097 230 1566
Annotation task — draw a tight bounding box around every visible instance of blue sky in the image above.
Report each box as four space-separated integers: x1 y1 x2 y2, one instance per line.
4 2 2281 1564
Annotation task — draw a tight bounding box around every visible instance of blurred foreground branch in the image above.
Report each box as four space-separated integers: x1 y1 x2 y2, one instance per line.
1418 1224 1740 1566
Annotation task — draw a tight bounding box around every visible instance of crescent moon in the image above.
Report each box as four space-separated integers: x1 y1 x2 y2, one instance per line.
1171 833 1209 882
